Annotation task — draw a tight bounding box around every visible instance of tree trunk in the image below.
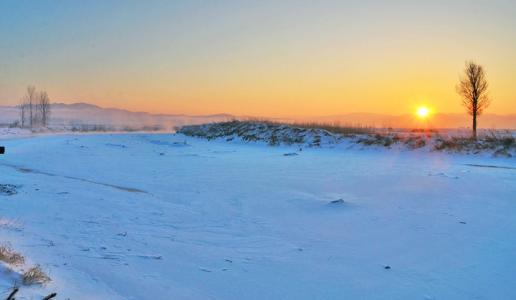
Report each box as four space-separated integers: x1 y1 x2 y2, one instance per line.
29 103 33 128
472 111 477 139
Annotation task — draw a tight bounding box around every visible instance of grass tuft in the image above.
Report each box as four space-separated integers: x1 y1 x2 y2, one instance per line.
0 245 25 266
22 265 51 285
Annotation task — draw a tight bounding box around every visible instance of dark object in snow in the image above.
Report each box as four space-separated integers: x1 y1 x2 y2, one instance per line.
283 152 299 156
459 221 467 224
0 184 18 196
384 265 391 270
329 199 345 205
0 146 5 154
6 287 18 300
43 293 58 300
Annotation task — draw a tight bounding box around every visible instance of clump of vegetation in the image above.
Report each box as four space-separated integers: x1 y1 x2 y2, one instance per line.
356 133 430 149
434 132 515 156
289 122 374 136
0 184 19 196
356 134 397 147
70 124 113 132
404 136 427 149
179 120 514 156
69 124 165 132
410 128 438 134
179 120 340 146
22 265 51 285
0 244 25 265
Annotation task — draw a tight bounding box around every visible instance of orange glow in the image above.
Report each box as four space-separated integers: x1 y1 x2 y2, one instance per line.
2 1 516 123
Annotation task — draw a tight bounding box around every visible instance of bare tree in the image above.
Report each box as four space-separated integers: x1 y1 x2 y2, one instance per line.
18 86 51 128
19 100 27 128
38 91 51 127
24 85 37 128
457 61 490 139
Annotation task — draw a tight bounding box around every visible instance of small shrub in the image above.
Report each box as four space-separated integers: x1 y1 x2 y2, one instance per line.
405 137 426 149
311 135 321 147
502 136 515 148
9 121 20 128
268 134 279 146
494 148 512 158
22 265 51 285
356 133 399 148
0 245 25 265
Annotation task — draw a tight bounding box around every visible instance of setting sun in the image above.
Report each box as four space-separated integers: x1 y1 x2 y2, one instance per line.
416 106 430 119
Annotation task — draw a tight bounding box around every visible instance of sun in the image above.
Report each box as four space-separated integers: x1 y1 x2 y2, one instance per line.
416 106 430 119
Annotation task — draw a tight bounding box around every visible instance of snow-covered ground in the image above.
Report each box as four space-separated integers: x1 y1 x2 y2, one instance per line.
0 133 515 299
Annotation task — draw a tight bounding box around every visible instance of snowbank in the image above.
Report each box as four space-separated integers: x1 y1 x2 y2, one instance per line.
179 121 516 157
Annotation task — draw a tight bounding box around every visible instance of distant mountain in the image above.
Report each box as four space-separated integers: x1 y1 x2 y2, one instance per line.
0 103 234 130
51 102 102 110
0 102 515 129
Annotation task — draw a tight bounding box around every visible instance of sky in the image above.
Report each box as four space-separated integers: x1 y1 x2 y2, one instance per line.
1 0 515 117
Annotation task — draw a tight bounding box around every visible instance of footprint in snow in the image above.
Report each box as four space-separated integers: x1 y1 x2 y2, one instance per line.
136 254 162 260
328 199 345 205
428 172 459 179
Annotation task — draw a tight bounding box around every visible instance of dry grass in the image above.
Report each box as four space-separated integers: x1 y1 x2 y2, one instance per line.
179 120 515 155
22 265 51 285
288 122 375 135
434 133 515 156
0 245 25 266
179 120 374 146
243 118 376 135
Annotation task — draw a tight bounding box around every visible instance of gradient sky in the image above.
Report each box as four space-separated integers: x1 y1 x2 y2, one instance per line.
1 0 515 117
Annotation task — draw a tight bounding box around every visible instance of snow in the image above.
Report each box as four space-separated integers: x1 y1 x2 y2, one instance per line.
0 132 515 299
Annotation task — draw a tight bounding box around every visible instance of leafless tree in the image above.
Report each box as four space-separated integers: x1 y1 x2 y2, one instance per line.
38 91 51 127
18 86 51 128
19 100 27 128
457 61 490 139
26 85 37 128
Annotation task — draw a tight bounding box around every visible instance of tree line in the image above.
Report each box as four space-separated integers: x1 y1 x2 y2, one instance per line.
18 85 51 128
